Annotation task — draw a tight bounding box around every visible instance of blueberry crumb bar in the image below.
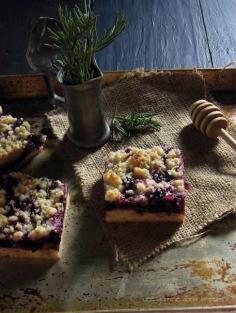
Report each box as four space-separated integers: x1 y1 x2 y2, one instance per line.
0 172 69 259
103 146 189 223
0 106 46 170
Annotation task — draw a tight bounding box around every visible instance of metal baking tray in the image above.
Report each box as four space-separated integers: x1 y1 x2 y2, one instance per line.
0 69 236 313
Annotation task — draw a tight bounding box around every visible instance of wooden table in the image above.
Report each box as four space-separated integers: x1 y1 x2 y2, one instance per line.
0 0 236 310
0 69 236 313
1 0 236 74
94 0 236 70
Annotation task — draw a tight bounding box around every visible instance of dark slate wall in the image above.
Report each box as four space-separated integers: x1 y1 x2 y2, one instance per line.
0 0 80 75
94 0 211 70
1 0 236 74
94 0 236 71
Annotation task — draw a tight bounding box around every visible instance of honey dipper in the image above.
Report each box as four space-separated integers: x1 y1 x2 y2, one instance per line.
189 99 236 152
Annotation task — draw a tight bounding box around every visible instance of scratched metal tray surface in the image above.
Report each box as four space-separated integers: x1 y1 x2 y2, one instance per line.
0 70 236 313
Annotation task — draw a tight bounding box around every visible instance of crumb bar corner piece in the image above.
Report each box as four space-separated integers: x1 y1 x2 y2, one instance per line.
103 146 189 223
0 106 46 170
0 172 69 259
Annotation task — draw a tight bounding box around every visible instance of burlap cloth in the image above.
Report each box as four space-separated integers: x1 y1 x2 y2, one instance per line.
46 71 236 270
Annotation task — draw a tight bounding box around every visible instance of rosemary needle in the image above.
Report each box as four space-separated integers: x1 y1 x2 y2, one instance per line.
111 112 161 142
47 2 126 85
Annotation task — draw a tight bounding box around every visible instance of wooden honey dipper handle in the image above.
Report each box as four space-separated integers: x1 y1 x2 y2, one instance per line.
219 128 236 152
190 99 236 152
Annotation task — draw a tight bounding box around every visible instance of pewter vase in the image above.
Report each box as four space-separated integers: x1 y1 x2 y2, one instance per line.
62 72 110 148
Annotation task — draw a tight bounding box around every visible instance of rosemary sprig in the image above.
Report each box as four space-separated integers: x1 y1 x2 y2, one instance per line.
111 112 162 142
47 1 126 85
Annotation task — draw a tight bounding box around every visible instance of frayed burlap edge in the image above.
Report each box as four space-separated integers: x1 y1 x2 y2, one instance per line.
46 69 236 271
74 163 236 271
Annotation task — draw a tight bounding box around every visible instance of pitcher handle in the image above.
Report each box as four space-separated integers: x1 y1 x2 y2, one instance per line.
43 74 66 110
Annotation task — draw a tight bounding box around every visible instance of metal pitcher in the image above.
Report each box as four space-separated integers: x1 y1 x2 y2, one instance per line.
57 66 110 148
26 17 110 148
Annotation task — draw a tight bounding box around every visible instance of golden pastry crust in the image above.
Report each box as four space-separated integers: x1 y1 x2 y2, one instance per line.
105 208 185 223
0 245 61 259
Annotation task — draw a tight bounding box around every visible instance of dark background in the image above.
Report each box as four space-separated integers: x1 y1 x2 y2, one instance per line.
1 0 236 74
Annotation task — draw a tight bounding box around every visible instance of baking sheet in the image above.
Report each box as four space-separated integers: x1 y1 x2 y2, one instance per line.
0 92 236 313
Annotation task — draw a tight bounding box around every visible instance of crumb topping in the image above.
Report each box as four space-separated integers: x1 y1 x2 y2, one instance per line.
0 107 45 157
104 146 187 203
0 172 67 242
0 106 32 154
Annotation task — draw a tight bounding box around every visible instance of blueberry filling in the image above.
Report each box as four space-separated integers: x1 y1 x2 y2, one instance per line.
0 175 18 200
106 167 186 214
0 235 60 250
105 193 185 214
13 118 24 128
153 170 171 183
125 148 131 153
104 146 188 216
23 134 44 153
51 211 65 235
0 174 67 250
123 177 135 193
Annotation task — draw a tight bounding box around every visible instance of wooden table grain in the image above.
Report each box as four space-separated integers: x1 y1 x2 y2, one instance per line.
94 0 236 71
1 0 236 73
